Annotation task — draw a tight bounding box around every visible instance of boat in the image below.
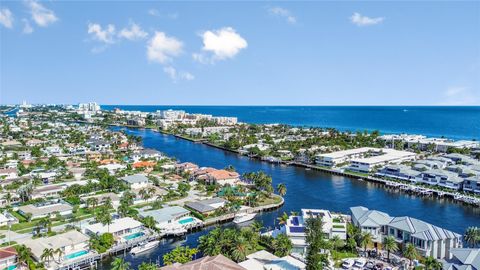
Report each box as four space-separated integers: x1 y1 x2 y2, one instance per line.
233 212 257 224
130 240 160 255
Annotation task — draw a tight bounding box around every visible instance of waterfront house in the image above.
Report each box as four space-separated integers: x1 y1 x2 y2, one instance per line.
443 248 480 270
416 169 464 190
463 176 480 194
202 169 240 186
18 200 73 219
132 148 163 161
98 163 126 175
375 164 420 182
25 230 91 265
81 193 120 209
239 250 306 270
0 247 17 270
315 147 416 172
138 206 200 230
31 184 67 199
160 254 246 270
350 206 462 259
185 198 227 216
84 217 144 242
350 206 393 244
120 174 150 189
284 209 347 254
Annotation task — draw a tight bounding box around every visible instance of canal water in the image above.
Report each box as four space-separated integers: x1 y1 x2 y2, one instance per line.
100 127 480 269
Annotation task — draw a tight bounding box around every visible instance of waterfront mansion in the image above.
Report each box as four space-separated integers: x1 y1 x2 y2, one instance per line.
350 206 462 260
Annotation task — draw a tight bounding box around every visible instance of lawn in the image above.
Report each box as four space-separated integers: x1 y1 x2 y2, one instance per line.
331 250 358 261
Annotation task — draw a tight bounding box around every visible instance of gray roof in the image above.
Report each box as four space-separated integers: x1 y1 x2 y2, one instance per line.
139 206 189 223
121 174 149 184
388 216 461 241
350 206 393 228
185 198 227 214
445 248 480 270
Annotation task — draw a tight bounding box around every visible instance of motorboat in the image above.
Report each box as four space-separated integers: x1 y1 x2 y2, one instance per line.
233 212 256 224
130 240 160 255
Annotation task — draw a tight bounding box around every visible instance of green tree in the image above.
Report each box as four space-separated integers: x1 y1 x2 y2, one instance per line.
111 257 131 270
41 248 55 266
424 256 442 270
273 234 293 257
464 227 479 248
382 236 398 262
330 235 344 251
276 183 287 197
403 243 419 267
276 212 289 225
360 232 372 253
305 216 327 270
163 246 198 265
138 262 157 270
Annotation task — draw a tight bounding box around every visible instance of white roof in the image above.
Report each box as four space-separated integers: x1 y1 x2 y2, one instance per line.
84 217 142 234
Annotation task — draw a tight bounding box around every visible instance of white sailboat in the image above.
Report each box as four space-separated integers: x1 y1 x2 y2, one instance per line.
130 240 160 255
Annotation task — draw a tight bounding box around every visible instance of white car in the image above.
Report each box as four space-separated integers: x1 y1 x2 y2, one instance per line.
353 258 367 269
342 259 355 269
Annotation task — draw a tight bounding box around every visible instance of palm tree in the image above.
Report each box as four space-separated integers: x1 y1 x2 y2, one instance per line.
54 248 64 263
276 212 289 225
251 220 264 235
382 236 398 262
276 183 287 197
272 234 293 257
360 231 372 253
15 245 33 270
464 227 479 248
231 237 247 262
111 257 131 270
331 235 344 251
424 256 442 270
41 248 55 266
403 243 418 268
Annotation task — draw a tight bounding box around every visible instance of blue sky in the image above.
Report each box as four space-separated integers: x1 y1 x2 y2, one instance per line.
1 1 479 105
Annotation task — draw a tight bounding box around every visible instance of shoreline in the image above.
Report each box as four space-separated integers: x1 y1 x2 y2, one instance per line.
78 121 480 207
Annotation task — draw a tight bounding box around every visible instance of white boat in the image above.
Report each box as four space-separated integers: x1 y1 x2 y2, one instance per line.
130 240 160 255
233 212 256 224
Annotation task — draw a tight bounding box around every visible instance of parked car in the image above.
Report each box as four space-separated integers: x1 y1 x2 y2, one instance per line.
365 261 375 269
353 258 367 269
342 259 355 269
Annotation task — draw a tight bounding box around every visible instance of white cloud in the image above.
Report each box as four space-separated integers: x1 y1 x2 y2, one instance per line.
148 9 178 19
25 0 58 27
441 87 478 105
194 27 247 64
350 12 384 26
0 8 14 29
163 66 194 81
88 23 116 44
146 31 183 64
268 7 296 24
22 18 33 34
118 22 148 41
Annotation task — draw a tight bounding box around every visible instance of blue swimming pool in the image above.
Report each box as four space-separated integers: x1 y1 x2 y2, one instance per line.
64 250 88 260
178 217 194 225
123 232 144 240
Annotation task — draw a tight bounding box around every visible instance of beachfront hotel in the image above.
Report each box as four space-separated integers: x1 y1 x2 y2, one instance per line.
315 147 417 173
350 206 462 260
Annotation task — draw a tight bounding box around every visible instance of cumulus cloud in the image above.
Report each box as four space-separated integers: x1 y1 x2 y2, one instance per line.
193 27 247 64
268 7 296 24
25 0 58 27
350 12 384 26
163 66 194 81
22 18 33 34
441 87 478 105
87 23 116 44
146 31 183 64
118 22 148 41
0 8 13 29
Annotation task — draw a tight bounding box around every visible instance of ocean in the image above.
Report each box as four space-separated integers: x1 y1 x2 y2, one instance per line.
102 106 480 140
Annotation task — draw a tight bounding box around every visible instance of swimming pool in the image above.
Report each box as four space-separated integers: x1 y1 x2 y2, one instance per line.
64 250 88 260
178 217 195 225
123 232 145 240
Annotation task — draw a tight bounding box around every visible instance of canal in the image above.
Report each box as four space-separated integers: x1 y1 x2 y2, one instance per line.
100 127 480 269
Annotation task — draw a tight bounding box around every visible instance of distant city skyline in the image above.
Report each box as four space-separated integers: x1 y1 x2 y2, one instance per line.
1 1 479 105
